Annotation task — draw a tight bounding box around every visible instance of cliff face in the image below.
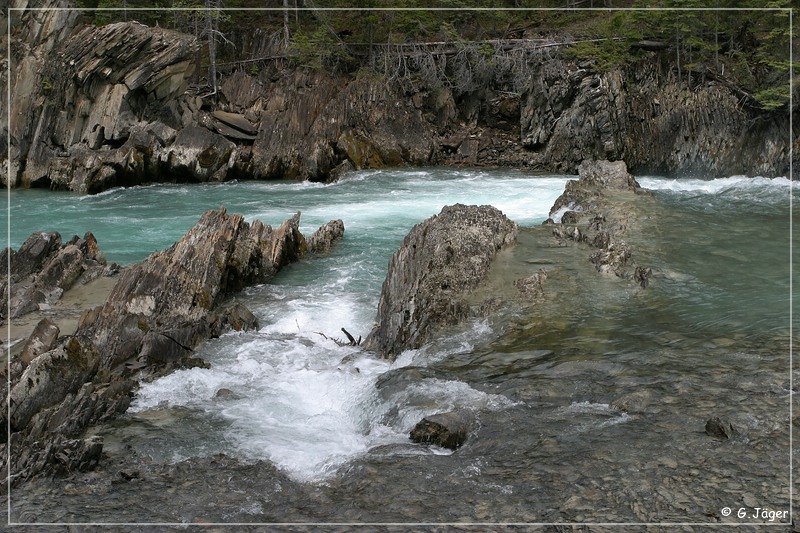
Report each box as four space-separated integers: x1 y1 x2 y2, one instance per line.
3 4 793 193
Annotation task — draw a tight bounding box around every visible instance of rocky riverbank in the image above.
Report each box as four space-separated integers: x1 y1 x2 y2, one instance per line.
4 1 794 194
2 208 343 483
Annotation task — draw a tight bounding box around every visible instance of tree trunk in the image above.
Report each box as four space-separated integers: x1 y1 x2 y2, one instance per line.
283 0 290 47
206 0 217 93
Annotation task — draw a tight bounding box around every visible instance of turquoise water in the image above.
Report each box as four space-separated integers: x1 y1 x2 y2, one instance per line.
8 169 797 523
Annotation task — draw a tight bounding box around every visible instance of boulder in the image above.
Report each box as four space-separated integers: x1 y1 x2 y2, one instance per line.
410 410 474 450
308 220 345 255
364 204 517 359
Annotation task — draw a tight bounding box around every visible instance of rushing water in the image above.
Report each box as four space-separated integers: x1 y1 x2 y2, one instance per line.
7 169 796 523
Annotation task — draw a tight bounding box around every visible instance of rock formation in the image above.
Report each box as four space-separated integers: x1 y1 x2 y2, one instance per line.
2 231 115 320
308 219 345 255
410 410 474 450
548 160 653 287
364 204 517 359
2 208 339 483
4 1 792 192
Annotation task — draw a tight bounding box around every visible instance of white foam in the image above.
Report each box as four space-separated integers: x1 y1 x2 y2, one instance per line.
639 175 794 194
127 169 570 482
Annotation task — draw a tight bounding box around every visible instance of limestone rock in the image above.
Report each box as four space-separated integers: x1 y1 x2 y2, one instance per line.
364 204 517 359
308 220 345 255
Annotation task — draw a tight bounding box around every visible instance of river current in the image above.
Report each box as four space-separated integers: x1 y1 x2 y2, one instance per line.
7 168 796 524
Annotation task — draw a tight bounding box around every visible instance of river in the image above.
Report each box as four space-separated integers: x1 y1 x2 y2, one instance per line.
7 168 795 524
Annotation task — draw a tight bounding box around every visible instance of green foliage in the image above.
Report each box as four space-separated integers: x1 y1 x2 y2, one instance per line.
289 27 353 71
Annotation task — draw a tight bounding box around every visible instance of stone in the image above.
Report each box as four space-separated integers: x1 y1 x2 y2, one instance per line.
19 318 60 365
214 388 241 401
705 417 737 439
410 410 474 450
212 110 259 136
307 220 345 255
515 269 547 298
9 337 100 431
363 204 517 359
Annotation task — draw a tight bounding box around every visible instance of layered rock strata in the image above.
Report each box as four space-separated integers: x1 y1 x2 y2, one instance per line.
4 1 792 192
2 208 340 483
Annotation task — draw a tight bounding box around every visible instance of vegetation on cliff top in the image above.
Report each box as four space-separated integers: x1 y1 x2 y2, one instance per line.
75 0 794 110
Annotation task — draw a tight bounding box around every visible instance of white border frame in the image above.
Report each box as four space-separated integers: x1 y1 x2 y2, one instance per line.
4 4 794 528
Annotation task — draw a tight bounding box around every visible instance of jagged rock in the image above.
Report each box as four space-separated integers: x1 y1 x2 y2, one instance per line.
5 208 331 483
549 160 652 284
705 417 737 439
9 337 100 431
364 204 517 359
83 208 307 371
550 160 644 215
19 319 60 365
5 231 109 319
9 14 200 191
308 220 345 255
410 410 474 450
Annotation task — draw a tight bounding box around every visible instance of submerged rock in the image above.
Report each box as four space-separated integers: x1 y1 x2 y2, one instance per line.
364 204 517 359
705 417 737 439
410 411 474 450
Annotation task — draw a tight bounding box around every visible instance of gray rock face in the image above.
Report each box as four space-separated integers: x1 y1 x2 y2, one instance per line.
410 410 474 450
4 231 109 320
364 204 517 359
7 6 201 191
5 4 790 192
308 220 345 255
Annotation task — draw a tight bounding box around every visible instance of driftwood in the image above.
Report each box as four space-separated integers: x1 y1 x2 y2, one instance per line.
314 328 361 347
